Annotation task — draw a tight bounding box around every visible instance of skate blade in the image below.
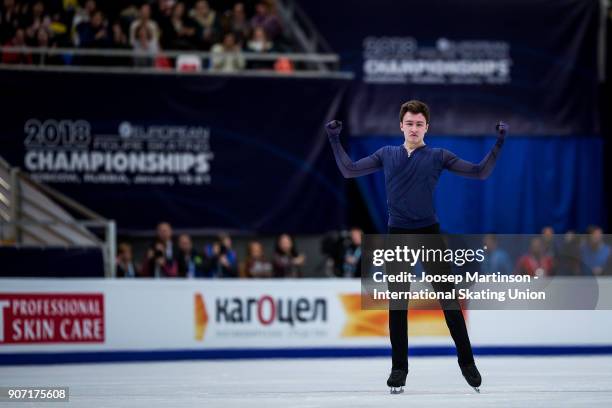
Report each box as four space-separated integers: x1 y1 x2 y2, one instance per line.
471 386 480 393
389 386 404 394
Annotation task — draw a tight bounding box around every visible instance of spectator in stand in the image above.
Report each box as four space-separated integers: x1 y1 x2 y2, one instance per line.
177 233 206 278
152 0 174 23
540 226 556 258
481 234 513 275
119 2 139 25
32 27 63 65
273 233 305 278
71 0 96 44
156 0 174 48
141 221 178 278
241 240 273 278
106 19 129 65
48 10 70 45
580 226 611 276
0 0 21 44
250 1 281 40
132 22 158 66
515 237 554 277
204 233 238 277
161 1 195 50
24 0 50 43
62 0 80 14
341 227 362 277
210 31 244 72
156 221 176 259
129 3 159 47
76 10 109 48
222 2 249 43
110 20 128 47
189 0 218 50
142 240 179 277
245 26 273 69
555 231 582 276
1 27 32 64
146 221 175 264
116 242 137 278
321 230 348 277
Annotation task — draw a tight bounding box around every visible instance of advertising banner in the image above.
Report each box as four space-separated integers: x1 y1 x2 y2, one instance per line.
0 293 104 344
299 0 600 136
1 279 612 362
0 71 350 233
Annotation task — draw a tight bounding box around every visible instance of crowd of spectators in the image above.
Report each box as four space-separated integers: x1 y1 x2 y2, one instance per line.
483 226 611 276
115 223 611 279
0 0 293 71
118 221 314 278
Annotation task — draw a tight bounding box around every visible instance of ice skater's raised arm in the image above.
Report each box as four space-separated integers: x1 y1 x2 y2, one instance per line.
442 122 507 180
325 120 383 178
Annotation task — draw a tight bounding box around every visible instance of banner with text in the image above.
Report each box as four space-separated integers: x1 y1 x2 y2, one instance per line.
299 0 600 136
1 279 612 357
0 70 350 233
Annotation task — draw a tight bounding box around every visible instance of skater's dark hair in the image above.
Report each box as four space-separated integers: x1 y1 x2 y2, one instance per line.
399 100 430 124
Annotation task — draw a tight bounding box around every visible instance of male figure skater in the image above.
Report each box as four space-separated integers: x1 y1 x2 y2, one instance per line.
325 100 507 393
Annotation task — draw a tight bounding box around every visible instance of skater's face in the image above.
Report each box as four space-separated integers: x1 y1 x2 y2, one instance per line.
400 112 428 147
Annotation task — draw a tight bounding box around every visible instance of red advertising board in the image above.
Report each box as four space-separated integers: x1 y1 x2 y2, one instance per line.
0 293 105 344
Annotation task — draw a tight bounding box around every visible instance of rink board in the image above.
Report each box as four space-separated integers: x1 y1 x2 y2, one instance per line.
1 279 612 364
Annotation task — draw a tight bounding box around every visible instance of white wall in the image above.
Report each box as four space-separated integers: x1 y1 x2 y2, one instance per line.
1 279 611 356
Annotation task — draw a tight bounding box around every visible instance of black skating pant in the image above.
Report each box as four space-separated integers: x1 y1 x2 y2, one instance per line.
387 224 475 372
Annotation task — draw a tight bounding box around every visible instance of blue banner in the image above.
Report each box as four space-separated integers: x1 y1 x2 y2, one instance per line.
0 70 350 233
300 0 601 136
350 136 604 233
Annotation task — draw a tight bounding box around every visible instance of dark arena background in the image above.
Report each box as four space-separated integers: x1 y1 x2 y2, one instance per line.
1 0 612 406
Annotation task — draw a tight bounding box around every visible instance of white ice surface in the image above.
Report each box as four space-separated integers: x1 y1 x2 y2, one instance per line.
1 356 612 407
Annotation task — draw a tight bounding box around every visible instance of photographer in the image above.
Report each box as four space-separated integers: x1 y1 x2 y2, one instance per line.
140 222 179 278
203 233 238 278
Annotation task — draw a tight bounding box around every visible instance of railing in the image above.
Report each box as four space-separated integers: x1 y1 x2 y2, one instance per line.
276 0 336 71
0 45 345 76
0 156 116 277
278 0 335 53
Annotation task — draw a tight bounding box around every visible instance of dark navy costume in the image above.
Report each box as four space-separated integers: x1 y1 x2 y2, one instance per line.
327 124 504 373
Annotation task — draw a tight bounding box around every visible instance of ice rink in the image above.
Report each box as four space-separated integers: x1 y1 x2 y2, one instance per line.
2 355 612 407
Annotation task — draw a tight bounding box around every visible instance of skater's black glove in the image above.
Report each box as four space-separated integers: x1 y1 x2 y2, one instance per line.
325 120 343 140
495 121 508 145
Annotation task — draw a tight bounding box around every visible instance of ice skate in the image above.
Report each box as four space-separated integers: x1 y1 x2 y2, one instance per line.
386 369 407 394
460 363 482 393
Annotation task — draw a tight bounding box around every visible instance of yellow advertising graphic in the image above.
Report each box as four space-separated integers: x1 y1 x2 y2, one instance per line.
340 294 463 337
194 293 208 341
